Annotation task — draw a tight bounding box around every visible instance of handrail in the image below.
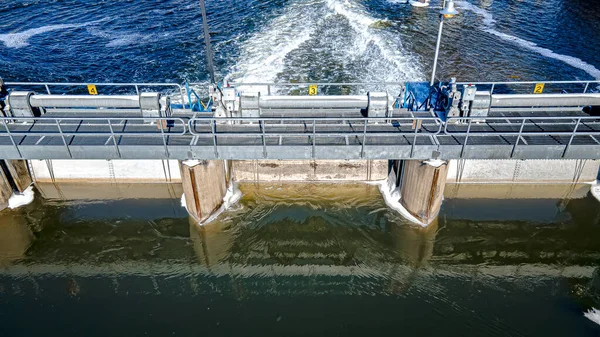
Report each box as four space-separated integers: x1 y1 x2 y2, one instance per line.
0 117 188 159
444 116 600 158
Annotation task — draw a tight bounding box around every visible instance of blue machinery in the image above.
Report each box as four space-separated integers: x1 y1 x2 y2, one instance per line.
0 79 598 160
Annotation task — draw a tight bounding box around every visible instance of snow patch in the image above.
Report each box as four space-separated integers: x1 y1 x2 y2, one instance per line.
8 186 34 209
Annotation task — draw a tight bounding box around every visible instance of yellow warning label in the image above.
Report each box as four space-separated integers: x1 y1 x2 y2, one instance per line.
308 84 318 96
534 83 544 94
87 84 98 95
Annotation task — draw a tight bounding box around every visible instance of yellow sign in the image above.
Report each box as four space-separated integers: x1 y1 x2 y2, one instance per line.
87 84 98 95
534 83 544 94
308 84 318 96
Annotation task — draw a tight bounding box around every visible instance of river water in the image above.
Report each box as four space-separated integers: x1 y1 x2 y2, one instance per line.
1 0 600 335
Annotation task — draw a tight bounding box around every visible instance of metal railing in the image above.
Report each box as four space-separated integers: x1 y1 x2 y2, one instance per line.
455 80 600 95
221 82 406 96
189 116 443 159
0 117 187 159
445 116 600 158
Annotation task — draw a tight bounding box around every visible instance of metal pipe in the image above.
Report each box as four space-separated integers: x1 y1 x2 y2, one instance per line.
491 93 600 107
30 95 141 108
430 15 445 87
258 95 369 109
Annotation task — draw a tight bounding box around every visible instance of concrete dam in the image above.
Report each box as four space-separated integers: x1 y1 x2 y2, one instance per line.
0 78 599 226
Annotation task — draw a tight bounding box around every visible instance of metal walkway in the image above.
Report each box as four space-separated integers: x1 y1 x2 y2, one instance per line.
0 114 598 160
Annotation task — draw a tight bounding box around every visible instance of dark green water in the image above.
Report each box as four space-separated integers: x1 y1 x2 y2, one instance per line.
0 183 600 336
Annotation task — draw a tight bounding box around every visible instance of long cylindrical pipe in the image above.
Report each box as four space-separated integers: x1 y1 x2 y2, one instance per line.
30 95 141 108
258 95 369 109
491 93 600 107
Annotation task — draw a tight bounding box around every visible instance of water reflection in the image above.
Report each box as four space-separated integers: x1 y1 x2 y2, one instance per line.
0 183 599 336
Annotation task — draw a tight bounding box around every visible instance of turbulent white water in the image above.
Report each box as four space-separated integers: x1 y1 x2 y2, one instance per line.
457 1 600 80
0 20 105 49
228 0 423 93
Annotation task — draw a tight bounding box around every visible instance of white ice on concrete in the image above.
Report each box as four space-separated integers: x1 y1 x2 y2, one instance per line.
8 186 34 209
423 159 446 168
182 182 243 226
584 308 600 326
181 160 202 167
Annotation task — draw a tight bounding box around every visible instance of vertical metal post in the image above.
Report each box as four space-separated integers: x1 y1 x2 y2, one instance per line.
107 119 122 159
55 119 73 158
583 82 590 93
410 119 419 158
311 120 316 159
267 85 271 96
511 119 526 158
490 83 496 95
260 120 267 158
159 118 170 158
212 119 219 158
199 0 216 84
135 85 140 96
44 84 51 94
562 118 581 158
360 119 367 158
430 15 445 87
460 119 472 158
2 120 22 159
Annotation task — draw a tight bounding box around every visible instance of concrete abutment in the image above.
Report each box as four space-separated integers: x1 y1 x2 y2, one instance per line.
180 160 228 223
0 160 33 211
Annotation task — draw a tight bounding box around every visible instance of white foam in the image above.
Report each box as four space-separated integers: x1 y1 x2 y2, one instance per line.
229 0 423 93
326 0 423 82
181 182 243 226
0 20 103 49
8 186 34 209
584 308 600 326
367 175 427 227
457 1 600 80
228 1 317 93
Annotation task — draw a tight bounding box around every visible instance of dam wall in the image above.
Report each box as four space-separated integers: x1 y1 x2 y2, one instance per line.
446 159 600 184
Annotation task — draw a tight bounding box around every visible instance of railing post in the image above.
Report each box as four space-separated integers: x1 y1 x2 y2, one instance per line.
562 118 581 158
2 120 23 159
107 119 122 159
260 120 267 158
360 119 368 158
460 119 473 158
55 119 73 159
312 120 316 159
410 119 419 158
511 118 526 158
490 83 495 95
158 118 170 159
584 82 590 93
44 84 51 94
212 119 219 158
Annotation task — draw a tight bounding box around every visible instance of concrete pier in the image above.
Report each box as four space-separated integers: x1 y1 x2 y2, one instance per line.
400 160 449 225
180 160 227 223
0 160 32 211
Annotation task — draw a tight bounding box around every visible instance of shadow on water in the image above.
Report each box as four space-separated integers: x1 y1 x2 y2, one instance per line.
0 182 599 336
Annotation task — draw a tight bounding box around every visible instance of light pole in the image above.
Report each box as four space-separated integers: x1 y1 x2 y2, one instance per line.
430 0 458 86
199 0 216 84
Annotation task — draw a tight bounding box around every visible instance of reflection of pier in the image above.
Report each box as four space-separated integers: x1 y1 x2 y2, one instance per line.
0 193 598 286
